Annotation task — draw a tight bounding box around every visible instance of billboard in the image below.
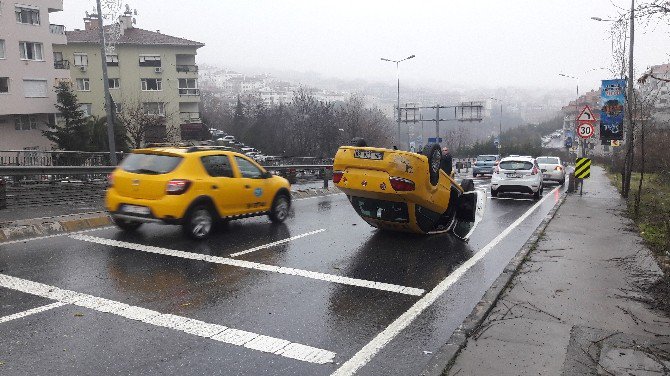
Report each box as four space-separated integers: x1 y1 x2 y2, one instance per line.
600 79 626 141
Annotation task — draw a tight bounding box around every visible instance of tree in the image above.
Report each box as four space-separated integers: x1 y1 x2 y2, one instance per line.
231 96 246 138
116 100 172 148
86 116 128 152
44 82 89 151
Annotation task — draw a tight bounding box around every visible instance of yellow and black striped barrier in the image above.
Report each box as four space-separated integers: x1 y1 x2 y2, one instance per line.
575 157 591 179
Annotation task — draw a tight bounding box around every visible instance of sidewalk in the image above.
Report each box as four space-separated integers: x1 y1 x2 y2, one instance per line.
447 165 670 375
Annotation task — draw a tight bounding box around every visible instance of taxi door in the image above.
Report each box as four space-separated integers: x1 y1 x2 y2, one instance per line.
199 154 247 216
232 155 271 214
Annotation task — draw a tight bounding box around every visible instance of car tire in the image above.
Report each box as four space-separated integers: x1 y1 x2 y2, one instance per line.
269 193 291 223
421 143 442 186
533 188 541 200
560 178 565 186
182 205 215 240
112 217 143 231
491 188 498 197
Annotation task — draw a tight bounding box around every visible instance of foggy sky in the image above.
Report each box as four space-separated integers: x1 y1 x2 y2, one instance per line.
51 0 670 92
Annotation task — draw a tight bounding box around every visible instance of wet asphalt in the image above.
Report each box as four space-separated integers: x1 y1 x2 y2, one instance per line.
0 176 565 375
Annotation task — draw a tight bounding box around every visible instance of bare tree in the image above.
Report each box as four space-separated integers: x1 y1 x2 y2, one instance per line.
116 98 176 148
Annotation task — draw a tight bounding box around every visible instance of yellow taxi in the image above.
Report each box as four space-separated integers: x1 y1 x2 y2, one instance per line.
106 146 291 239
333 143 484 239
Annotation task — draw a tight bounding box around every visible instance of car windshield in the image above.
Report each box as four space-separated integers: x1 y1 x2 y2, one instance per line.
536 157 559 164
477 156 497 162
499 161 534 170
121 153 182 174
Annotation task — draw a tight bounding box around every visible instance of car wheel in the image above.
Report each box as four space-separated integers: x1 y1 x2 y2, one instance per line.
421 143 442 186
183 205 215 240
112 217 143 231
491 188 498 197
269 193 290 223
533 188 541 200
560 178 565 186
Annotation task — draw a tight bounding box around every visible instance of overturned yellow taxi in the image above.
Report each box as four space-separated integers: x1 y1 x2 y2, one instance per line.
333 143 485 239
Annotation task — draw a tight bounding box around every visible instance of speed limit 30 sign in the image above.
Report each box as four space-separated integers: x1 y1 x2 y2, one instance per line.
577 122 595 139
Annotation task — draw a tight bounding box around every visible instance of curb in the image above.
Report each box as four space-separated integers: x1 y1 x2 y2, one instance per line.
421 191 569 376
0 188 341 244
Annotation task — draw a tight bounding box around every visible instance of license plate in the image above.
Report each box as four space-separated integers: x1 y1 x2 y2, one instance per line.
506 173 520 178
122 205 150 215
354 150 383 160
543 174 551 179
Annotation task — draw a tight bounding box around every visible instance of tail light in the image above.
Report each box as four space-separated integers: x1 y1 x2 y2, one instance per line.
333 170 344 184
107 173 114 187
531 167 539 175
494 166 500 174
555 166 563 171
166 179 191 195
389 176 415 191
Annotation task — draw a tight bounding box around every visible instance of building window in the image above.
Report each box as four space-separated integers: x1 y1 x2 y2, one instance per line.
14 115 38 130
141 78 162 91
0 39 5 59
73 53 88 66
178 78 199 95
138 55 161 67
15 6 40 25
0 77 8 93
108 78 120 89
19 42 43 60
79 103 92 117
23 79 47 97
106 54 119 66
76 78 90 91
143 102 165 116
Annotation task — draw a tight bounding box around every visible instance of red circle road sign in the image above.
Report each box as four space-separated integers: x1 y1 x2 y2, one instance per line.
577 122 595 139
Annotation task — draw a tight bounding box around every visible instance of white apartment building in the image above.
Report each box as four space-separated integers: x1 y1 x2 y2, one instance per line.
0 0 69 150
639 63 670 126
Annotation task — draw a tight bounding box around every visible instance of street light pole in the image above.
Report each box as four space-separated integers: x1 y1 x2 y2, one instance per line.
623 0 635 198
490 97 503 154
95 0 117 165
381 55 415 150
559 73 584 157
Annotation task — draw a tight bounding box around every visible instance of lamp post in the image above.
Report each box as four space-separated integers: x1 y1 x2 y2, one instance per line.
558 73 584 158
592 0 635 198
489 97 503 153
381 54 415 150
95 0 117 165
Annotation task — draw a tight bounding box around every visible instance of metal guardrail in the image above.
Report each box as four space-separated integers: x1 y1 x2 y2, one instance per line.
0 150 124 167
0 165 334 210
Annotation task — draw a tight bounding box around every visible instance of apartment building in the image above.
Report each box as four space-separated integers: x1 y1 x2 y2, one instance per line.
639 63 670 126
0 0 69 150
54 10 204 143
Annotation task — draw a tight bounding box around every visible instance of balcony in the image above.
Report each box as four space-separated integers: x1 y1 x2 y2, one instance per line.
49 24 66 35
176 65 198 73
180 112 201 123
54 60 70 69
179 88 200 96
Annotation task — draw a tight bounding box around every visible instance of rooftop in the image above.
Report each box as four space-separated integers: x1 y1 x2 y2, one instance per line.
66 26 204 48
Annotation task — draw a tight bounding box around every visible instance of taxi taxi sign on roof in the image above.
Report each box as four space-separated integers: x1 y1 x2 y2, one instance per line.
577 105 597 123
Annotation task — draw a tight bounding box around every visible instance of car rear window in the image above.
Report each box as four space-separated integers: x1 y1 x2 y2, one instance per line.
536 157 559 164
477 155 497 162
121 153 182 175
499 161 534 170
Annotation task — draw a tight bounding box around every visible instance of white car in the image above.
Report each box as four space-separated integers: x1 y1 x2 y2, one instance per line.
536 156 566 185
491 156 544 199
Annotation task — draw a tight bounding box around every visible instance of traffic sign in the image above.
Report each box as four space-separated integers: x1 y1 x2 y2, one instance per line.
610 139 621 147
575 157 591 179
577 105 597 122
427 137 442 143
577 122 595 139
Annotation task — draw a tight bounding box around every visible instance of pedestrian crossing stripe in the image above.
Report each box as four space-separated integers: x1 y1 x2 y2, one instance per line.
575 157 591 179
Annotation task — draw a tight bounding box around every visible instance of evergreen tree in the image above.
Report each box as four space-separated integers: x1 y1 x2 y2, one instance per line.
231 96 246 138
43 82 88 151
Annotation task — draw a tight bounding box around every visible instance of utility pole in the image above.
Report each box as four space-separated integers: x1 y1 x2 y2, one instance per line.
622 0 635 198
96 0 117 165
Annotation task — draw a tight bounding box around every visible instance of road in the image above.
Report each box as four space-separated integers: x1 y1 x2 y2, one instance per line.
0 177 564 375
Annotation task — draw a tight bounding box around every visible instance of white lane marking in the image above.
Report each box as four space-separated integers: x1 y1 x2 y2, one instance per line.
293 193 344 201
0 273 336 364
0 226 115 246
230 229 326 258
70 234 425 296
0 302 67 324
331 187 560 376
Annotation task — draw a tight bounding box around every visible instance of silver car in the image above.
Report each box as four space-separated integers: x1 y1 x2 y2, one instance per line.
536 156 566 185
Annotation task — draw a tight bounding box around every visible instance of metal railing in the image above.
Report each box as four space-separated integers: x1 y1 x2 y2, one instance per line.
0 164 334 211
54 60 70 69
180 112 201 123
0 150 124 167
176 65 198 73
179 88 200 96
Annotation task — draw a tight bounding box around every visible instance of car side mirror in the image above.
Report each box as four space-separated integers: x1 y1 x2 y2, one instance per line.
262 171 272 179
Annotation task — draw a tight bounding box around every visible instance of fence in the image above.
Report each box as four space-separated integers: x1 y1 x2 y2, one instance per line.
0 165 333 210
0 150 124 167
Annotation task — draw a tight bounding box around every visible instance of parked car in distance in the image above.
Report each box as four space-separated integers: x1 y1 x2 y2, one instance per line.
473 154 500 177
536 156 565 185
491 156 544 199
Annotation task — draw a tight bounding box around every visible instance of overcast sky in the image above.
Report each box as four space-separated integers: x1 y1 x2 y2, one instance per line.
51 0 670 92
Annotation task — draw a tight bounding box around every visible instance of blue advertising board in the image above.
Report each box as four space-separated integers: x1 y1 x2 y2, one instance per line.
427 137 443 143
600 79 626 141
